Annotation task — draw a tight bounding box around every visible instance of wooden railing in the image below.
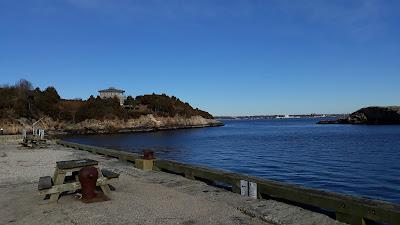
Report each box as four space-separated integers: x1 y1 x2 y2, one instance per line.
0 134 23 142
57 140 141 162
56 140 400 225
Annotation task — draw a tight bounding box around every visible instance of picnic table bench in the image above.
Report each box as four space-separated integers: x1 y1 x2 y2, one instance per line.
21 136 47 148
38 159 119 203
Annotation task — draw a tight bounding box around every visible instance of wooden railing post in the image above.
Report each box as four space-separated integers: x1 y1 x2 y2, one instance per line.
232 180 241 194
184 171 195 180
336 212 366 225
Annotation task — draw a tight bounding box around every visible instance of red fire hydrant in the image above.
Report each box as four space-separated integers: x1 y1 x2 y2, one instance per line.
79 167 98 201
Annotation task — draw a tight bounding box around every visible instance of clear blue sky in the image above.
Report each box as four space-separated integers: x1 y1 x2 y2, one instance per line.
1 0 399 116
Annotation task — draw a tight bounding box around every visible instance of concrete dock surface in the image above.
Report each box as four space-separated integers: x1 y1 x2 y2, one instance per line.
0 140 345 225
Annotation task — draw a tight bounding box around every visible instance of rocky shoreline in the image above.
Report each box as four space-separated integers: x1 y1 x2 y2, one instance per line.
318 106 400 125
0 115 224 135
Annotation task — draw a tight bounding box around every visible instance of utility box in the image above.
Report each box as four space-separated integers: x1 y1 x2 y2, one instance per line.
240 180 258 199
135 159 154 171
249 182 257 199
240 180 249 196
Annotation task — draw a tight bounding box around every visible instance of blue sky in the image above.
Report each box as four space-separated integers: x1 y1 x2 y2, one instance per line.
1 0 399 116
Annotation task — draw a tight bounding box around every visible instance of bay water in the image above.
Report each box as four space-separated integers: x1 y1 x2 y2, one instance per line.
64 119 400 203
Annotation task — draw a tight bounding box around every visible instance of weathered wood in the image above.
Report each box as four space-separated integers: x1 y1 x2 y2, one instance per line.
50 169 66 202
56 159 98 170
0 135 22 142
155 160 238 186
336 212 366 225
38 176 53 190
38 177 118 195
101 169 120 179
56 140 141 162
42 160 119 203
135 159 154 171
97 167 111 194
24 136 46 142
184 171 195 180
20 136 47 148
153 159 400 225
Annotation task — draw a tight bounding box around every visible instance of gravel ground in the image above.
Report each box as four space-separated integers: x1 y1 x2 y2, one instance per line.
0 140 345 225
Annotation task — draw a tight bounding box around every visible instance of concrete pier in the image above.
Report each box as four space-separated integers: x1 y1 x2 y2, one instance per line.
0 140 345 225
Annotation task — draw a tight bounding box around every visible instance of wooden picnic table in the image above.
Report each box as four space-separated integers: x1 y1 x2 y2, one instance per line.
38 159 119 203
21 136 47 148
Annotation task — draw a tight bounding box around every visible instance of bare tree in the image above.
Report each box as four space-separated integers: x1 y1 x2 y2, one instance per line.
15 79 33 90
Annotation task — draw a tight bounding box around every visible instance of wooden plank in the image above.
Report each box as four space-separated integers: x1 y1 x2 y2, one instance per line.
97 168 111 194
56 159 98 170
56 140 141 162
39 177 118 195
155 160 238 186
101 169 120 179
135 159 154 171
38 176 53 190
154 159 400 225
49 169 66 202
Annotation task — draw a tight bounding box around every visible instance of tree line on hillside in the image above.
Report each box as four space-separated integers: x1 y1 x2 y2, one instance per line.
0 79 213 122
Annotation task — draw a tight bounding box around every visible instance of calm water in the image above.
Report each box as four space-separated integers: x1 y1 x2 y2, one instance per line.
64 119 400 204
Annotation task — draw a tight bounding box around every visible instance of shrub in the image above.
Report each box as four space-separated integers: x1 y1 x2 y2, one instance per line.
0 80 214 122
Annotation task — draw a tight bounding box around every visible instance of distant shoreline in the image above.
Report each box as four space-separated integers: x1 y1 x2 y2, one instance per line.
56 121 224 137
0 115 224 136
215 115 343 120
317 106 400 125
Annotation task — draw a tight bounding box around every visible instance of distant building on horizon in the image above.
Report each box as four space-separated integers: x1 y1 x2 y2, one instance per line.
98 87 125 105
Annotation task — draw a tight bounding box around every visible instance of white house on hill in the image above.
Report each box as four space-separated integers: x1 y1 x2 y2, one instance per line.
98 87 125 105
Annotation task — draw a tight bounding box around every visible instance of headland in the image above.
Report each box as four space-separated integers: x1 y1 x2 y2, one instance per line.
318 106 400 125
0 80 223 135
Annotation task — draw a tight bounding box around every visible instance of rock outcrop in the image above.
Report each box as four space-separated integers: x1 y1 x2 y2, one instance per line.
0 115 223 135
318 106 400 125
